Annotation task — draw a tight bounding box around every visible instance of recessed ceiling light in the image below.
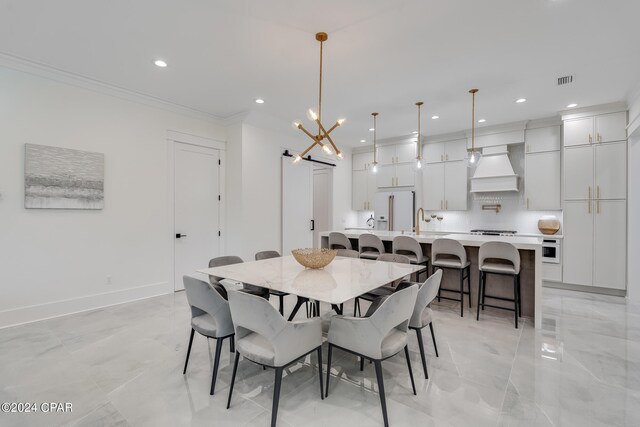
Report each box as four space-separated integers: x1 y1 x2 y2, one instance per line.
369 128 375 132
255 98 265 104
431 115 439 119
154 59 168 68
478 119 486 123
360 139 366 143
516 98 527 103
567 103 578 108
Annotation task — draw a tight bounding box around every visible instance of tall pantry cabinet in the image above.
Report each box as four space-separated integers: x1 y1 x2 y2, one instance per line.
562 110 627 291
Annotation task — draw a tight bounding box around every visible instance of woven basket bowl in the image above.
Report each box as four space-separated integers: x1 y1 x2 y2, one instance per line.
291 248 337 269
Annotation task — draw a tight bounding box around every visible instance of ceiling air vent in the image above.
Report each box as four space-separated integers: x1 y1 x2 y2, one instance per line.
557 75 574 86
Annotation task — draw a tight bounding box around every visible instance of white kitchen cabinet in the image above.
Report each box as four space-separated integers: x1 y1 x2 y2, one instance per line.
563 200 594 287
525 126 561 153
525 151 560 210
423 163 444 210
564 145 594 201
593 200 627 290
424 142 445 164
422 161 467 211
595 112 627 143
353 151 374 171
396 143 417 163
396 164 416 187
377 164 396 188
564 117 594 147
377 145 396 165
444 161 468 210
594 142 627 200
352 169 377 211
376 164 415 188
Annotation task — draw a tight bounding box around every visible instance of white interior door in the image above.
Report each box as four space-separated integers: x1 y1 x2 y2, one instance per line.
313 168 332 248
174 143 220 291
282 158 313 254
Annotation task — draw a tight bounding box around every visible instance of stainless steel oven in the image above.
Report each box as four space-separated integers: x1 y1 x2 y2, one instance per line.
542 238 560 264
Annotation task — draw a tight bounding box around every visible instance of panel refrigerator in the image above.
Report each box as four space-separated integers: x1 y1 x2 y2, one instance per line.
374 191 415 232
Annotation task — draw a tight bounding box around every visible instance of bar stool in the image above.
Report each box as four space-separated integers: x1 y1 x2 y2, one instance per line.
329 232 352 250
392 235 429 282
358 233 385 260
476 242 522 328
432 238 471 318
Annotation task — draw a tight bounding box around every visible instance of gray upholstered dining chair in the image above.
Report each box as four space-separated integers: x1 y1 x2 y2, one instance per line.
329 232 352 250
255 250 289 316
325 285 418 427
392 235 429 281
395 269 443 379
209 255 269 299
353 253 411 316
226 289 324 427
182 275 235 396
358 233 385 260
336 248 359 258
477 241 522 328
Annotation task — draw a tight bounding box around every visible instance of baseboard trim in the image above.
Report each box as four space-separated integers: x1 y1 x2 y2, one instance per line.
0 282 171 330
543 281 626 297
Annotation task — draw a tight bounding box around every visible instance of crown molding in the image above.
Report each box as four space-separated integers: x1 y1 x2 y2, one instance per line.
0 52 225 126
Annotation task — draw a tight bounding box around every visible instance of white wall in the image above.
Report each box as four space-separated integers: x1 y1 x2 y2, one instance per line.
0 66 225 327
627 90 640 301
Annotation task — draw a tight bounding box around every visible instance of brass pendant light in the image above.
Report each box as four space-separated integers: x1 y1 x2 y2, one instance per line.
415 102 423 170
465 88 482 167
292 32 345 163
371 112 378 173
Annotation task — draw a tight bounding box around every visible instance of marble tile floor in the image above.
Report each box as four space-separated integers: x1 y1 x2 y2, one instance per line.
2 287 640 426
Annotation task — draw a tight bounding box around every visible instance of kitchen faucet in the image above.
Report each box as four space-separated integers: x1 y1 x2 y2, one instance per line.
415 208 425 235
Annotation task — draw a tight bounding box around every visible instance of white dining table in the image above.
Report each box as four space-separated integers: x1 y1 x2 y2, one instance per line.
197 255 422 319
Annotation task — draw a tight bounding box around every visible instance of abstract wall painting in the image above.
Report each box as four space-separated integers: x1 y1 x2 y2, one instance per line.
24 143 104 209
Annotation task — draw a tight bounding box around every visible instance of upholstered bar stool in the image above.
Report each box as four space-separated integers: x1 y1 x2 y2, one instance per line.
392 235 429 282
432 238 471 317
328 232 352 250
358 233 385 260
476 242 522 328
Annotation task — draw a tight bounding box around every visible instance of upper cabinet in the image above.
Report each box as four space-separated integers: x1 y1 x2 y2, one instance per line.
424 139 467 163
377 143 417 165
524 125 561 210
564 111 627 147
423 161 468 211
377 164 415 188
352 151 374 171
525 126 560 153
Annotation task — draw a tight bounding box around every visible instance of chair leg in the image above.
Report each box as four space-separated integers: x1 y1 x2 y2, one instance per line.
459 268 464 317
226 351 240 409
429 322 439 358
373 360 389 427
229 336 235 353
183 328 195 375
517 273 522 318
482 272 487 310
476 271 484 321
415 328 428 379
271 367 283 427
436 267 441 302
354 298 359 317
210 337 224 395
278 295 284 316
404 346 417 395
325 344 333 398
466 267 472 308
514 275 519 329
316 347 324 400
360 356 365 371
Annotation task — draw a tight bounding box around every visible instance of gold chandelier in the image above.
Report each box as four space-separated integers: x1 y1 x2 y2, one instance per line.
292 32 345 163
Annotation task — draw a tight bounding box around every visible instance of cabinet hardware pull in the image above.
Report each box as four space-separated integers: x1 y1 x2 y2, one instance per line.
598 133 602 143
441 154 444 161
597 185 600 199
589 134 592 144
588 186 592 213
441 200 443 209
446 154 449 161
526 198 529 209
445 200 448 210
597 199 600 214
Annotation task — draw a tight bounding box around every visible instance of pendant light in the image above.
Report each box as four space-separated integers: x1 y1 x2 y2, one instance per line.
415 102 423 170
291 32 345 163
465 89 482 167
371 112 378 173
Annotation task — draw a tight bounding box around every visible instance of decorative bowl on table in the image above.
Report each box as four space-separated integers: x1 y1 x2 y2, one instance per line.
537 215 561 235
291 248 337 269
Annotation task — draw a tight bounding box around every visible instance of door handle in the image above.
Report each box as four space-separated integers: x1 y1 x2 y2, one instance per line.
588 186 591 214
310 219 315 231
175 233 187 239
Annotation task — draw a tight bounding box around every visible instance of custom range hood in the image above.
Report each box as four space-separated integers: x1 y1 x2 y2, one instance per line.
470 145 519 192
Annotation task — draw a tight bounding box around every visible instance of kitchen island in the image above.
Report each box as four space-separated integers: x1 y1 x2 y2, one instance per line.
319 230 543 329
